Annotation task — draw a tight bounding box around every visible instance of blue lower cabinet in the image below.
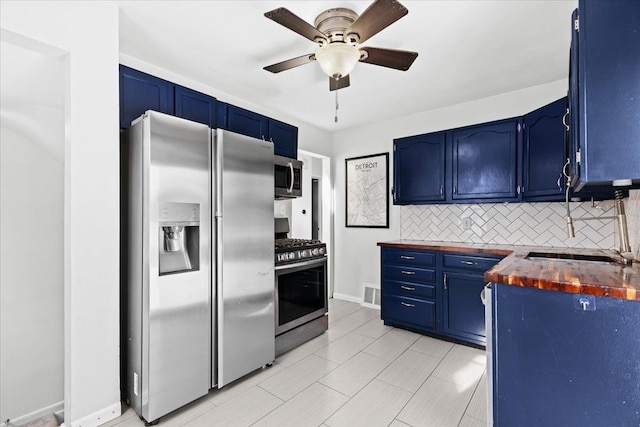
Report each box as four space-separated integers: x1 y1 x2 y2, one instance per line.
442 271 487 345
383 265 436 284
384 280 436 300
383 294 436 331
381 246 504 346
492 283 640 426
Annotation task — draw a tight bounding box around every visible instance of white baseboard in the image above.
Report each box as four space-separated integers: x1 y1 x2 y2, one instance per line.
1 401 63 427
332 293 362 304
360 302 381 310
61 401 121 427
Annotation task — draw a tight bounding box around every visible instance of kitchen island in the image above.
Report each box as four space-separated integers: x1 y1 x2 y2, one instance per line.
484 246 639 426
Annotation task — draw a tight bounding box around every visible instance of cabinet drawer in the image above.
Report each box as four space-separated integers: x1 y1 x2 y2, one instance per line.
383 248 435 267
443 253 503 272
383 295 436 330
383 265 436 284
384 280 436 300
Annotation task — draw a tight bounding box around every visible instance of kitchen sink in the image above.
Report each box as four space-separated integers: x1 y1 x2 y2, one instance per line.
525 251 619 264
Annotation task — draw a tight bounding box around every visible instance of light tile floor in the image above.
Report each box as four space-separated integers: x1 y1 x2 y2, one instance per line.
105 299 487 427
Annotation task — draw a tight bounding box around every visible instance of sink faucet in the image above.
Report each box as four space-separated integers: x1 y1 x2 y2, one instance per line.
565 186 633 264
563 160 633 264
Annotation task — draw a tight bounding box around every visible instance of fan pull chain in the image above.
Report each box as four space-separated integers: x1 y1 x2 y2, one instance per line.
334 89 339 123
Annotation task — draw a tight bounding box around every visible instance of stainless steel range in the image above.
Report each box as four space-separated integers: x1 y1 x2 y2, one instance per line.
274 218 328 356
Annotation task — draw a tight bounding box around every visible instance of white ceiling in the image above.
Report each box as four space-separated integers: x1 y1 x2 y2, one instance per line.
119 0 576 132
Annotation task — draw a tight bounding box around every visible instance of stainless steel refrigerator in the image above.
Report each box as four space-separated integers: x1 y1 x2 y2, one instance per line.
123 111 274 423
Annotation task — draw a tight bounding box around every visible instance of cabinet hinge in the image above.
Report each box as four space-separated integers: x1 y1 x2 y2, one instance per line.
576 149 581 164
393 145 396 151
574 18 579 31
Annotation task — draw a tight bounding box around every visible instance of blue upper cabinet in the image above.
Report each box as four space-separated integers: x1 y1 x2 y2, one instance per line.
119 65 174 128
452 119 519 201
572 0 640 189
174 85 217 128
227 105 269 140
522 98 567 201
393 133 445 204
119 66 299 159
268 119 298 159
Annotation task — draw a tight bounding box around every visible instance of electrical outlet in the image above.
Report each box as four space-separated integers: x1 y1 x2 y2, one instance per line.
462 217 472 230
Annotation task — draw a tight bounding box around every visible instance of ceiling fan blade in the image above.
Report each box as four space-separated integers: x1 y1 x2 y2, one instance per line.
359 47 418 71
329 75 350 91
264 8 327 43
264 53 316 73
345 0 408 44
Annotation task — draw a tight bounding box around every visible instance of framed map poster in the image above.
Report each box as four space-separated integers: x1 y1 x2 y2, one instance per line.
345 152 389 228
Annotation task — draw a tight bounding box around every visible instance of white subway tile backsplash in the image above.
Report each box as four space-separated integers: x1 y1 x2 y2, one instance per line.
400 199 626 249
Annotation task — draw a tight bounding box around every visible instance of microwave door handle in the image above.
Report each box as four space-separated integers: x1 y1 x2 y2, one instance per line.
288 162 294 194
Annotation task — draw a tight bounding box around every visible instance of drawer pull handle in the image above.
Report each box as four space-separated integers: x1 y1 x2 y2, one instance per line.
401 270 416 275
401 285 415 291
401 302 415 308
461 261 478 266
400 256 415 260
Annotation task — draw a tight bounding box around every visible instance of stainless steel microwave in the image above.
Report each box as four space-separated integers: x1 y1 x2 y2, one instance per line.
274 155 302 198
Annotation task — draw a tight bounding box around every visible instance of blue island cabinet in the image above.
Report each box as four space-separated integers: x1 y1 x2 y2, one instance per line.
491 284 640 426
393 133 445 204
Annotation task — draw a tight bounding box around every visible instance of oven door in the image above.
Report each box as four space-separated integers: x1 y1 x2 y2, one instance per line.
275 257 327 335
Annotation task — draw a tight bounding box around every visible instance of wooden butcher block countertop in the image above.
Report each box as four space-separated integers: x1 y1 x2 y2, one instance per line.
378 240 640 301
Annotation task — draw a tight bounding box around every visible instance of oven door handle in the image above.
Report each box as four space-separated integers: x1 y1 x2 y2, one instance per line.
275 257 327 271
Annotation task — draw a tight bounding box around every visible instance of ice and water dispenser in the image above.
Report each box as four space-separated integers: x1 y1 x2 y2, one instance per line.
158 202 200 275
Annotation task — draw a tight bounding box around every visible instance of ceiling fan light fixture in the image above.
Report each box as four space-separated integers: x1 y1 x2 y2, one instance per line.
315 43 360 79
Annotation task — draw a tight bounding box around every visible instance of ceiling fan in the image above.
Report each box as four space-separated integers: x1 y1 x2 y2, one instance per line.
263 0 419 91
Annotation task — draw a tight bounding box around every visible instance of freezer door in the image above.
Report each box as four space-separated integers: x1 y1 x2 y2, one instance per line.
214 128 275 387
137 111 211 422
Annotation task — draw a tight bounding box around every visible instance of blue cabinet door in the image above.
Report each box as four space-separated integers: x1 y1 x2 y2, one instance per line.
452 119 519 201
575 0 640 188
568 9 581 186
174 85 217 128
119 65 174 128
493 284 640 426
393 133 446 204
269 119 298 159
227 105 268 140
522 98 567 201
442 271 487 345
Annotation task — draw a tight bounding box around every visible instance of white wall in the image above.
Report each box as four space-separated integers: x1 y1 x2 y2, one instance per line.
1 122 64 421
331 79 570 300
0 2 121 425
291 153 313 239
